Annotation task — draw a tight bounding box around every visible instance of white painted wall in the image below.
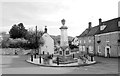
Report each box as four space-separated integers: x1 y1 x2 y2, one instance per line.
40 33 54 54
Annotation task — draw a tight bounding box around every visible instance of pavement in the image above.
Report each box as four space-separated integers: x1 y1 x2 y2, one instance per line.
26 57 96 67
1 54 119 74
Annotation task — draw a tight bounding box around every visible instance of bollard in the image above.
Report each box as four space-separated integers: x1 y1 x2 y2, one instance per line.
73 54 74 58
43 51 44 55
57 57 59 65
15 50 18 55
91 55 93 62
31 55 33 62
39 55 41 63
34 54 36 59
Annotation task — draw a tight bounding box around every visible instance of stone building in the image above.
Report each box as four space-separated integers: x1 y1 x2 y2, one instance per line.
77 17 120 57
77 22 99 54
95 18 120 57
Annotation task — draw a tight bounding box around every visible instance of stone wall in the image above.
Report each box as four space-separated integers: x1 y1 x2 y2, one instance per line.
1 48 31 55
95 32 119 57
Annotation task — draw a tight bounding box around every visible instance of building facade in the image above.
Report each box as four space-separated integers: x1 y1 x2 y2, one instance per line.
40 26 54 55
77 17 120 57
95 18 120 57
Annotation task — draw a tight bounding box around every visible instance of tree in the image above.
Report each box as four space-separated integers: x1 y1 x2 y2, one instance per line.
9 23 27 39
25 30 44 49
18 23 27 38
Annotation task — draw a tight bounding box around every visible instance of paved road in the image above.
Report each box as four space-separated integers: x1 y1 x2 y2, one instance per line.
1 54 119 74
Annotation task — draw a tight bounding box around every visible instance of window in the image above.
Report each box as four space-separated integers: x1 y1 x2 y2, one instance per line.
118 21 120 27
59 51 62 55
89 46 93 53
79 46 82 51
79 40 81 44
100 25 106 30
98 46 101 53
84 40 86 43
88 38 91 43
66 51 69 55
59 48 63 55
106 37 109 42
82 46 85 51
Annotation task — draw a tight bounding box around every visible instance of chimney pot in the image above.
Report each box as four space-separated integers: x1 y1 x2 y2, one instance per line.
88 22 92 29
99 18 102 25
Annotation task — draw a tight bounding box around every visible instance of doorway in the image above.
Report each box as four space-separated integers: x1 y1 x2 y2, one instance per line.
105 46 110 57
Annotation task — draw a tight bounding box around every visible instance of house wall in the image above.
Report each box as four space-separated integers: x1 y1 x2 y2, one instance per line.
87 36 95 54
95 31 119 57
78 36 95 54
78 37 88 53
40 33 54 54
78 31 119 57
78 37 85 52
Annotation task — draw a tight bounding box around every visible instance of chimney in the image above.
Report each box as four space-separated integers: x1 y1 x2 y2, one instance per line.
99 18 102 25
44 26 47 33
88 22 92 29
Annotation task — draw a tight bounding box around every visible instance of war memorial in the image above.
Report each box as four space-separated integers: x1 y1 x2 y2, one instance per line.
26 19 96 67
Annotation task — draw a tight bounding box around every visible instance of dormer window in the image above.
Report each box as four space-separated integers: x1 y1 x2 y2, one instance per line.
100 24 106 31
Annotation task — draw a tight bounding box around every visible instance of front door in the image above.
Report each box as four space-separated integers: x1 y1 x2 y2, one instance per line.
86 47 89 54
105 46 110 57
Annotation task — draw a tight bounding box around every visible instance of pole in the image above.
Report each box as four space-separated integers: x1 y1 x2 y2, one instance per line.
36 25 37 53
34 26 37 58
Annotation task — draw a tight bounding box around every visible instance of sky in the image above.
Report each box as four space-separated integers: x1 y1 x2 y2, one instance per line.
0 0 119 37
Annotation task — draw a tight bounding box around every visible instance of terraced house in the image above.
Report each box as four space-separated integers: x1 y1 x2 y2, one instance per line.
77 17 120 57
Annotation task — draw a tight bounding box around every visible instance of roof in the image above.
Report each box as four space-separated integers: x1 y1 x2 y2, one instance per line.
77 29 89 37
97 17 120 34
86 26 99 36
42 33 55 41
78 26 99 37
78 17 120 37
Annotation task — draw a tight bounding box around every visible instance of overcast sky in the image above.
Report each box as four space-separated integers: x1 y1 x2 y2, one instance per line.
0 0 119 37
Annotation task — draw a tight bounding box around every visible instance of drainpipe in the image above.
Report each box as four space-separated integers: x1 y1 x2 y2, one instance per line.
93 35 96 56
117 33 120 57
